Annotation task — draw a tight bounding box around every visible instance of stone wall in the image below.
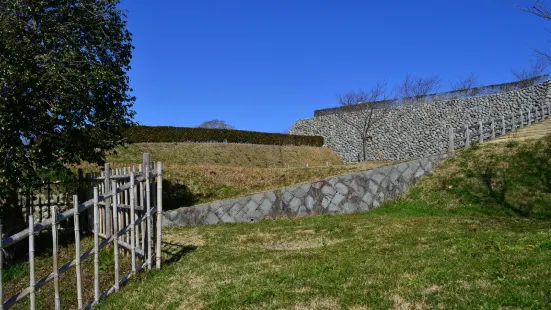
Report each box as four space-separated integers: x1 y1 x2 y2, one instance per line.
162 154 449 227
290 81 551 162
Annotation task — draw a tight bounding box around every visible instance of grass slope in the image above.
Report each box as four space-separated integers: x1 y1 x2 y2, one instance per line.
80 142 392 210
89 137 551 309
107 143 344 168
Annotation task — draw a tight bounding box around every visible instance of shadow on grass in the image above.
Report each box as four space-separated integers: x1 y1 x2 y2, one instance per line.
161 241 198 265
447 136 551 220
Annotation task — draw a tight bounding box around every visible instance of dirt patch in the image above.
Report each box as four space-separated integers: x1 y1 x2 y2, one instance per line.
391 294 427 310
423 285 441 294
293 297 341 309
257 238 344 250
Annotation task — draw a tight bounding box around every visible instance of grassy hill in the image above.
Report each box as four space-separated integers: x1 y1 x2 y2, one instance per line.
6 136 551 309
96 143 391 209
93 135 551 309
107 143 344 168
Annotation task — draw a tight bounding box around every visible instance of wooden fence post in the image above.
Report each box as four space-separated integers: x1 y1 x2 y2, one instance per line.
104 163 112 237
112 179 120 291
547 103 551 118
51 206 60 310
143 154 152 270
93 187 99 305
73 195 83 309
156 162 163 270
511 114 516 132
479 121 484 143
465 123 471 148
448 128 454 153
501 116 506 136
491 119 495 139
139 165 145 251
29 215 36 310
130 172 137 275
528 110 532 126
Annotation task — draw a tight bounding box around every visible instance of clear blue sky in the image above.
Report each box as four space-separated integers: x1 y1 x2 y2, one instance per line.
121 0 549 133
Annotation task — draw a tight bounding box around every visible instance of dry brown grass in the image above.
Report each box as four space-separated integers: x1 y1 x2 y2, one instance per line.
107 143 345 168
76 143 393 210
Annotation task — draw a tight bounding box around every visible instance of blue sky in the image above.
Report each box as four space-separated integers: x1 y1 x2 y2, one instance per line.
121 0 549 133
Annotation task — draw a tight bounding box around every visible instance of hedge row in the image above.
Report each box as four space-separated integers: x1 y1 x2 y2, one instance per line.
123 126 324 147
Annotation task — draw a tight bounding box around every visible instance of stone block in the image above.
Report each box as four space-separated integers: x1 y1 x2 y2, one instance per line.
321 184 336 196
251 193 264 204
396 162 409 173
204 212 220 225
334 182 349 195
282 190 294 204
258 199 273 215
265 191 277 202
331 192 345 205
300 183 312 193
305 195 315 210
219 212 236 223
321 196 331 209
371 172 385 185
229 202 243 217
245 200 259 214
294 187 308 199
289 197 302 212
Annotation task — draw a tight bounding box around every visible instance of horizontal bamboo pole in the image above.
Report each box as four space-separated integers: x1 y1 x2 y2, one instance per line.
2 174 152 249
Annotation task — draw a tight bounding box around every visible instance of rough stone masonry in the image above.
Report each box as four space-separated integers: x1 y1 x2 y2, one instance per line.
162 154 448 227
290 81 551 162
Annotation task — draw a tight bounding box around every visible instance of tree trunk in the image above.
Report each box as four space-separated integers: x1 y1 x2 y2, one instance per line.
362 138 367 161
2 188 27 264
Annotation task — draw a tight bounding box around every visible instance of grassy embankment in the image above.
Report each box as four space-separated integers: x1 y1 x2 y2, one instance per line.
99 143 392 209
89 136 551 309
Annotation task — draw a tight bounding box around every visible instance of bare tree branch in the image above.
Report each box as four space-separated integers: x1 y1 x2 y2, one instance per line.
395 73 441 104
518 1 551 62
450 73 478 91
511 54 549 83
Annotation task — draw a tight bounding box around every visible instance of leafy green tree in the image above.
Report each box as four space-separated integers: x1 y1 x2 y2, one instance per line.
0 0 135 242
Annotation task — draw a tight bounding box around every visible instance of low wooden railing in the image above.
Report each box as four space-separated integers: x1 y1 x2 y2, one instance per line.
0 153 163 310
448 103 551 151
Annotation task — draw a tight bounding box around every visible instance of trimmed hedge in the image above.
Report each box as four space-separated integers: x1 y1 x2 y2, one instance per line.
124 126 324 147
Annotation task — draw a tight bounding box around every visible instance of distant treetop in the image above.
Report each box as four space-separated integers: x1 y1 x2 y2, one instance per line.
197 120 235 130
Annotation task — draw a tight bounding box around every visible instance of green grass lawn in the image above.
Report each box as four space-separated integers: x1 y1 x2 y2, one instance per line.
94 140 551 310
7 137 551 309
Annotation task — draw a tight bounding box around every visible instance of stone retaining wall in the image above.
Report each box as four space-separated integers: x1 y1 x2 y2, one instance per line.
290 81 551 162
162 154 449 227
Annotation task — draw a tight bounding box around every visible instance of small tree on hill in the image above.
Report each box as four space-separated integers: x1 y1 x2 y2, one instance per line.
336 81 391 161
197 120 235 129
450 73 478 91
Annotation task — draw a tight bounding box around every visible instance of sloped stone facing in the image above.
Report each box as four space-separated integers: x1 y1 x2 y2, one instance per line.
162 154 449 228
290 81 550 162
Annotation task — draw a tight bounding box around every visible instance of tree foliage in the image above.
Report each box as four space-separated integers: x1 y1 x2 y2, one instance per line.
197 119 235 130
0 0 135 236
